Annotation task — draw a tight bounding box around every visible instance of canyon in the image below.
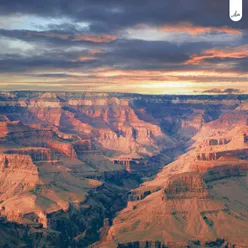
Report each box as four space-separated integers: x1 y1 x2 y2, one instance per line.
0 91 247 247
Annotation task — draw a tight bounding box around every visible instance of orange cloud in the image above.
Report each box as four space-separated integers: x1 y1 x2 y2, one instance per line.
75 49 104 62
185 44 248 65
160 23 242 35
73 34 117 43
77 56 95 61
89 49 104 55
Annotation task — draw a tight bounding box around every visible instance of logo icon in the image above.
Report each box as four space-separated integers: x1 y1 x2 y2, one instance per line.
230 0 242 21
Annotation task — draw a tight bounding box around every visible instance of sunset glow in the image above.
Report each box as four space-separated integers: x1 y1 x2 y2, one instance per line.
0 0 247 94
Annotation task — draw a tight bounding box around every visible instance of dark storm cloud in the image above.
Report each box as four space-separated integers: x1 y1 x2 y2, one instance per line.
1 0 248 34
1 34 248 74
99 40 189 66
0 53 100 73
0 31 248 75
94 39 218 71
0 38 214 73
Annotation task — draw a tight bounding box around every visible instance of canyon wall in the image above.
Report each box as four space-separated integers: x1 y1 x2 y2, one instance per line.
0 92 247 247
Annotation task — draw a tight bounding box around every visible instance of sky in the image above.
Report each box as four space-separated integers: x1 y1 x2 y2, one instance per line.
0 0 248 94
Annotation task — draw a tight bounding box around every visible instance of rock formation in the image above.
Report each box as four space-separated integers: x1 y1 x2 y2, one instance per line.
96 98 248 248
0 92 247 247
4 148 51 161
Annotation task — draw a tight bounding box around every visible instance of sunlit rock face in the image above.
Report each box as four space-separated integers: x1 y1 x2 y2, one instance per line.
0 154 39 222
0 92 247 247
163 172 209 199
0 93 178 157
95 95 248 248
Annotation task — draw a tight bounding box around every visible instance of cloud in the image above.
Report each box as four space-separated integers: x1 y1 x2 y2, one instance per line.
203 88 243 94
0 38 210 73
24 73 79 78
72 34 116 43
0 0 248 94
185 44 248 65
159 23 242 35
1 0 248 33
0 53 100 73
0 29 117 44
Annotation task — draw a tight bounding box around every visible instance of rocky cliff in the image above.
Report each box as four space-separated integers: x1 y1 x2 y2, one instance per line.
97 99 248 248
